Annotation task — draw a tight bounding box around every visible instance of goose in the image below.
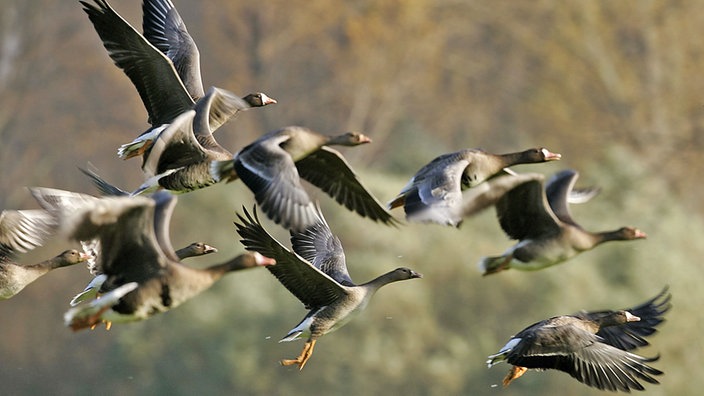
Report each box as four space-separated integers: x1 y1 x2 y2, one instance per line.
213 126 397 231
1 209 91 299
387 148 561 227
1 249 91 300
132 108 237 194
80 0 276 161
69 239 218 309
30 187 274 330
118 89 270 164
479 169 646 275
235 206 421 370
487 288 669 391
82 106 236 196
37 174 219 263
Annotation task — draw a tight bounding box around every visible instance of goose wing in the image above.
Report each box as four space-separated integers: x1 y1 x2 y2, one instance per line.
545 169 581 227
576 287 671 351
408 152 470 212
495 174 562 240
459 171 544 218
81 0 194 125
234 134 318 231
0 209 56 262
235 207 347 309
506 318 662 392
142 0 204 99
289 206 354 286
150 191 181 263
79 168 130 197
296 147 397 226
192 87 250 136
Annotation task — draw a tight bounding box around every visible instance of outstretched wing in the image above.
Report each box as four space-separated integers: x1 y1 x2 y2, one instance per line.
81 0 194 125
576 287 672 351
289 206 354 286
142 0 205 99
235 207 347 309
0 209 57 262
296 147 398 226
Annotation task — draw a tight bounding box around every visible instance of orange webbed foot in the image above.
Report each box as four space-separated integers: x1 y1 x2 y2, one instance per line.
70 305 111 332
502 366 527 387
280 340 316 370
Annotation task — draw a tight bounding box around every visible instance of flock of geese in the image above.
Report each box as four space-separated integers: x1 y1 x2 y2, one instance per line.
0 0 671 391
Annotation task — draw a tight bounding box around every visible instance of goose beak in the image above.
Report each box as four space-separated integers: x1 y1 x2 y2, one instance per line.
79 251 93 262
261 93 277 106
634 229 647 239
253 252 276 266
356 133 372 144
542 148 561 161
203 244 218 254
410 270 423 279
625 311 641 322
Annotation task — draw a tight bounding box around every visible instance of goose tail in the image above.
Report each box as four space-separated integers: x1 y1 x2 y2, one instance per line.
210 159 238 183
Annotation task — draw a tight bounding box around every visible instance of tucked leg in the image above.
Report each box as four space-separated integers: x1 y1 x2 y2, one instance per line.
89 320 112 331
503 365 527 387
69 305 111 332
482 255 512 276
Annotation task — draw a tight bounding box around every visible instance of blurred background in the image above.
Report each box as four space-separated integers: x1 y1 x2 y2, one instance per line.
1 1 701 395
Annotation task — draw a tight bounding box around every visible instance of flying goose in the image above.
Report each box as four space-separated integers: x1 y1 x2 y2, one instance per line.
487 288 669 391
69 239 219 309
213 126 397 231
30 188 274 330
76 97 241 196
235 206 421 370
479 169 646 275
80 0 275 161
110 108 239 195
387 148 561 227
